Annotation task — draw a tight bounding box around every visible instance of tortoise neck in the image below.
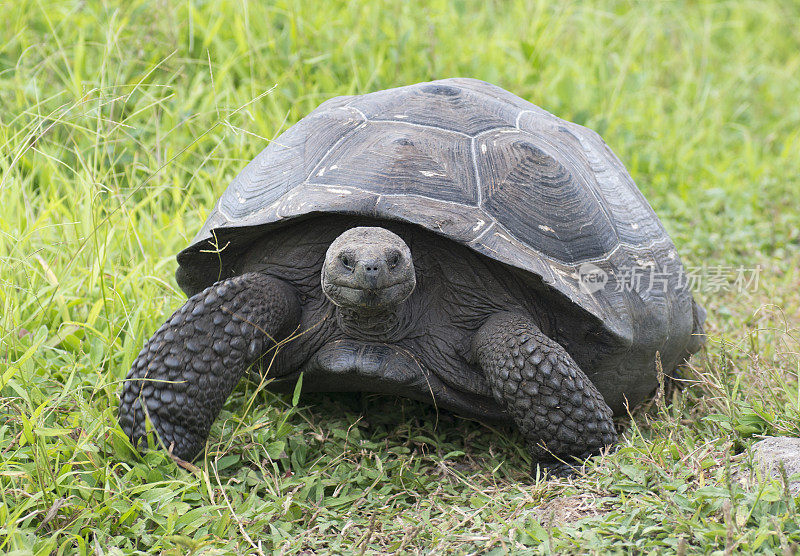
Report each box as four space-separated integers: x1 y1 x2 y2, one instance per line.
335 304 411 342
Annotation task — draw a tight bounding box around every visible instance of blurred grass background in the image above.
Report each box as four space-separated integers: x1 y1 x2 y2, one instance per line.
1 0 799 553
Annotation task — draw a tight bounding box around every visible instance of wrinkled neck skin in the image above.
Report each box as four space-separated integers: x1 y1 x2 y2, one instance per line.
335 303 412 343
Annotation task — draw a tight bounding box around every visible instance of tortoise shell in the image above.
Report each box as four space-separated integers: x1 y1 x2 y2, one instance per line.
177 78 702 410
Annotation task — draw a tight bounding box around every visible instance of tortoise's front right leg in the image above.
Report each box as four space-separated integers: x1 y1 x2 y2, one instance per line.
118 272 300 461
472 312 617 475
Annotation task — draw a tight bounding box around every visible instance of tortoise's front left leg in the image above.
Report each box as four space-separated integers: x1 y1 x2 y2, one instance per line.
118 272 300 461
472 312 617 475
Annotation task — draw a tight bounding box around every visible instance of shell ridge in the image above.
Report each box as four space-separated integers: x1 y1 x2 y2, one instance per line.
514 109 530 129
470 137 482 206
339 104 369 121
369 118 472 138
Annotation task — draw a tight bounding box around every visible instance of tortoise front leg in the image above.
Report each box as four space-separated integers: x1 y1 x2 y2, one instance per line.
118 272 300 461
472 312 617 475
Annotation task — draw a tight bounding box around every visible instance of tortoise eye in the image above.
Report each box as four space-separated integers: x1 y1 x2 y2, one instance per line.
387 251 401 269
340 253 354 271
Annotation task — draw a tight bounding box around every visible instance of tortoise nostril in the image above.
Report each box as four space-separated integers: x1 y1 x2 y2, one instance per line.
360 259 386 278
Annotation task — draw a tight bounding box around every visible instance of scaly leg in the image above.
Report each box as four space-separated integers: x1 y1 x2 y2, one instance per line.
472 312 617 474
118 272 300 461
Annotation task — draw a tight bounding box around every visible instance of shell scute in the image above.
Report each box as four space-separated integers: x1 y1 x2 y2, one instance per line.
309 124 478 205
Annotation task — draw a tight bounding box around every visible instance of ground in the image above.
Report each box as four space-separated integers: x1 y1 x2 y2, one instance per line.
1 0 800 553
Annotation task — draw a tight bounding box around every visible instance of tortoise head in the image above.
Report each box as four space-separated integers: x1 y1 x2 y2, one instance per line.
321 227 416 312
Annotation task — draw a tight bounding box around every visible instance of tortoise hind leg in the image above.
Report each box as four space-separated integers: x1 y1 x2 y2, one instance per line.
472 312 617 475
118 272 300 461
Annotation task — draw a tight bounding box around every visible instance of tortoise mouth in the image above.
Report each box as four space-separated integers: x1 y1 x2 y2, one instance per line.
323 278 415 310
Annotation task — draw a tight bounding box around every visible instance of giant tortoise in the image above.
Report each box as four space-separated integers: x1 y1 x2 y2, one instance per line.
118 78 705 472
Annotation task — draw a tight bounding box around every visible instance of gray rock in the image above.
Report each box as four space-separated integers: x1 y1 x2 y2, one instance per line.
740 436 800 495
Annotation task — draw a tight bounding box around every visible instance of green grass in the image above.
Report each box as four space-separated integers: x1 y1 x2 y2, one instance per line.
2 0 800 553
